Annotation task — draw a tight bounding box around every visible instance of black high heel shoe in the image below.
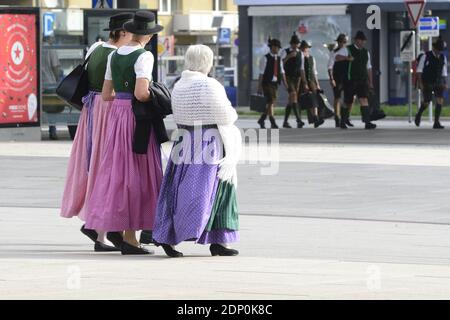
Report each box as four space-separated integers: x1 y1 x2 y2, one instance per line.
210 244 239 256
154 242 183 258
121 241 152 255
106 232 123 249
80 224 98 243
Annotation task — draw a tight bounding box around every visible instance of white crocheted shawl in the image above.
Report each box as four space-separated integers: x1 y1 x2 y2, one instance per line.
172 70 241 186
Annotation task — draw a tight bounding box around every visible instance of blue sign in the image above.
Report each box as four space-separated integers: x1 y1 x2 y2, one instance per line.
43 12 55 37
218 28 231 45
419 17 440 37
92 0 113 8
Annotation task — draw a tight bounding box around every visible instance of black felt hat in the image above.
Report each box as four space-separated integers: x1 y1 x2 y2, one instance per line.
433 38 445 51
300 40 312 49
103 12 134 31
354 30 367 41
336 33 347 42
290 32 300 44
123 11 163 35
268 37 282 48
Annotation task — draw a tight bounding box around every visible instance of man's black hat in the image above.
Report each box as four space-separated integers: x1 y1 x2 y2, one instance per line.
103 12 134 31
336 33 347 42
123 11 164 35
268 37 282 48
300 40 312 49
354 30 367 41
290 32 300 45
433 38 445 51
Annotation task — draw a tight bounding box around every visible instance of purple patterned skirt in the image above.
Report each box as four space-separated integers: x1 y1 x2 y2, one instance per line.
152 125 239 245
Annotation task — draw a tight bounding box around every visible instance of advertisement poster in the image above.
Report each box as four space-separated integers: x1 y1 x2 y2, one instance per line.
0 13 38 125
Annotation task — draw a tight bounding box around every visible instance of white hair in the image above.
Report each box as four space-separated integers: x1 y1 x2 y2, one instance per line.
184 44 214 74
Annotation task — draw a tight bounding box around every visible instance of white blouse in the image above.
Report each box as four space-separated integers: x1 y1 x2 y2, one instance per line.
85 41 117 59
104 45 154 81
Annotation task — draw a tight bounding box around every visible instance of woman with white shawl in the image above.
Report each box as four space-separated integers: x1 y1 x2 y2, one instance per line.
152 44 241 258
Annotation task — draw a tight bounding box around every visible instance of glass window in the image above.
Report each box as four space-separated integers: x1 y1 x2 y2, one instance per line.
160 0 169 13
171 0 181 13
213 0 226 12
252 15 351 80
41 8 85 93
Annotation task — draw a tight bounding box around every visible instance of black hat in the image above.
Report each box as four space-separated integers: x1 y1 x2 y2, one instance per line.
268 37 281 48
290 32 300 45
103 12 134 31
300 40 312 49
354 30 367 41
336 33 347 42
433 38 445 51
123 11 164 35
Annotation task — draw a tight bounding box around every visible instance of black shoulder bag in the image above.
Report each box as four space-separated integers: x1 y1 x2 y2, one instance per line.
56 55 90 110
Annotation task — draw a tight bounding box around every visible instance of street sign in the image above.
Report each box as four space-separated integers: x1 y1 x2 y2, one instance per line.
404 0 425 28
418 16 440 37
92 0 113 8
43 12 55 37
218 28 231 45
400 31 415 62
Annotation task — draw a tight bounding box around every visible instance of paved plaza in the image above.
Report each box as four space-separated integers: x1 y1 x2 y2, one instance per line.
1 118 450 299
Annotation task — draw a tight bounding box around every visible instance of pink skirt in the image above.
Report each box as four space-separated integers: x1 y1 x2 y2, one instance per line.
60 94 112 220
85 97 163 232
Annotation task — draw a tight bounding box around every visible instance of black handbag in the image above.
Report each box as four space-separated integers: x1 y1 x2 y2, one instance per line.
316 90 334 119
56 56 90 110
299 92 314 110
250 94 266 113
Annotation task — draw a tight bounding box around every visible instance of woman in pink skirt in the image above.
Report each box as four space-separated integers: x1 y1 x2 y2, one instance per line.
85 11 164 255
60 13 134 252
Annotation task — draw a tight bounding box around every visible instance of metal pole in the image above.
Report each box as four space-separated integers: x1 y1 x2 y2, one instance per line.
408 61 412 122
428 36 433 123
416 26 421 114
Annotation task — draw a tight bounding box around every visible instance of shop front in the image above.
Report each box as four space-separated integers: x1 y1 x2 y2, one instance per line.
236 0 450 107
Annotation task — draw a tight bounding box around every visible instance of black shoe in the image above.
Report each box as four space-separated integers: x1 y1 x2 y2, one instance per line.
365 122 377 130
94 241 120 252
121 241 152 255
345 119 354 127
139 230 154 245
210 244 239 256
106 232 124 249
155 242 183 258
257 118 266 129
80 225 98 243
314 118 324 128
269 117 279 129
433 122 445 129
282 121 292 128
335 116 340 128
414 113 421 127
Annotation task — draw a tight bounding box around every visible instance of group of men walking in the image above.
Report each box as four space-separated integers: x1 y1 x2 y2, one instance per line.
257 30 448 130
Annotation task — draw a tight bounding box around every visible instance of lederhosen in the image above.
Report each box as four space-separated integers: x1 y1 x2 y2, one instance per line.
344 45 369 104
283 48 302 93
332 48 349 99
262 53 282 104
421 51 446 103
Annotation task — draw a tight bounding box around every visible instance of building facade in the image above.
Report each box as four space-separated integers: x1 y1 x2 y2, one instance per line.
236 0 450 107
